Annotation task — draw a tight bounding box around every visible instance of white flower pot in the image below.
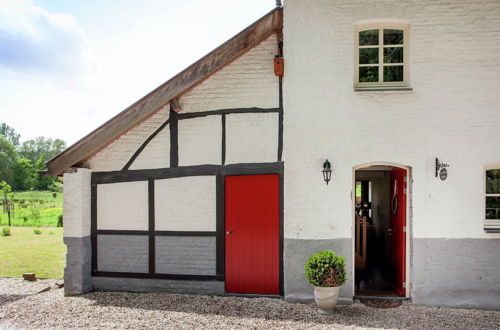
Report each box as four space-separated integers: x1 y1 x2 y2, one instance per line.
313 286 340 314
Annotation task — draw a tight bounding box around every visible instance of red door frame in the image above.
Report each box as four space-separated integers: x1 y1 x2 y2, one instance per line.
223 173 283 296
352 163 410 298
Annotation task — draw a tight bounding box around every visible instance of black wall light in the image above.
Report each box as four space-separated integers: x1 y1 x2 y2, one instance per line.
322 160 332 185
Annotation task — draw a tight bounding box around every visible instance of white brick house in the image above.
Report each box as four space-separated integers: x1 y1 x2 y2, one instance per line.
47 1 500 310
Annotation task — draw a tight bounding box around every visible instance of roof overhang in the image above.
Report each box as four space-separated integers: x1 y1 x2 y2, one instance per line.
45 7 283 176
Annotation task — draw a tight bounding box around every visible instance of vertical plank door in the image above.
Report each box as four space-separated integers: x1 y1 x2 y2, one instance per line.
225 174 280 295
389 167 407 296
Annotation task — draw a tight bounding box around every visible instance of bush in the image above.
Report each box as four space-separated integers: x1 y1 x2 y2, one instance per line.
2 227 11 236
305 250 347 287
33 228 42 235
57 214 63 227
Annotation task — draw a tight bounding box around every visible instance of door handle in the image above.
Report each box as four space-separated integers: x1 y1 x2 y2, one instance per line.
226 231 233 235
388 228 392 236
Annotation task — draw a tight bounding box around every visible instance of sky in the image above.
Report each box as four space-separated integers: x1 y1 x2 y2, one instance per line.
0 0 274 145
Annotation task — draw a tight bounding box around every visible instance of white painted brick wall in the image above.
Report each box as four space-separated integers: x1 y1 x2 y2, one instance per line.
155 176 216 231
225 112 279 164
179 34 279 112
63 168 91 238
129 126 170 170
283 0 500 239
97 181 149 230
178 116 222 166
84 105 169 171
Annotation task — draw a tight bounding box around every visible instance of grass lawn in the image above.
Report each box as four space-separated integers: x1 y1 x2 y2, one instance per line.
0 190 63 227
0 227 65 279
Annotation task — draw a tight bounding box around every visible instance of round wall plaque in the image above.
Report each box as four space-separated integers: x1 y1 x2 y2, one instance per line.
439 168 448 181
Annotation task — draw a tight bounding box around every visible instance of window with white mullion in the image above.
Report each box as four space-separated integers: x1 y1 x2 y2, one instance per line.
355 24 408 88
485 168 500 229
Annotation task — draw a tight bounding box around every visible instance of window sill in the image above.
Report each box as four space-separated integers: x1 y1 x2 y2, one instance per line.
354 86 413 92
484 228 500 233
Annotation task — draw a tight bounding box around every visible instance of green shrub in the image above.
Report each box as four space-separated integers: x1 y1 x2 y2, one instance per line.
2 227 11 236
57 214 63 227
305 250 347 287
33 228 42 235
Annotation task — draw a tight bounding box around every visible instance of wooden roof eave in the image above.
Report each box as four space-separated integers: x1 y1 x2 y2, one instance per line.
45 7 283 176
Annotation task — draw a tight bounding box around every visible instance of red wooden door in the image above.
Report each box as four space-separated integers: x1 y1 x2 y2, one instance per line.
389 167 407 296
225 174 280 295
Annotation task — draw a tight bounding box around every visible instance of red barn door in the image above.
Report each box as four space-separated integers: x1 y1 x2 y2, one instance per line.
389 167 407 296
225 174 280 295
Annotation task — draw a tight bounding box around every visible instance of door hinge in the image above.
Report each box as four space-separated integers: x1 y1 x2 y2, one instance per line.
404 188 407 194
404 177 407 182
403 226 407 232
403 282 406 288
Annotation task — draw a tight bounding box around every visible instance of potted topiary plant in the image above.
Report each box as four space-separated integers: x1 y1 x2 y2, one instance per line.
305 250 347 314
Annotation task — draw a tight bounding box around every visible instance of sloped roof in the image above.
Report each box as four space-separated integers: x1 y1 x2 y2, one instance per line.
46 7 282 176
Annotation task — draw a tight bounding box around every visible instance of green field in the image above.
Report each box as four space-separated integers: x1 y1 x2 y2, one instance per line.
0 191 63 227
0 227 65 279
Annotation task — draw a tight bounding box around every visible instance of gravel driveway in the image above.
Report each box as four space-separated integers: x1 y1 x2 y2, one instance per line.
0 278 498 329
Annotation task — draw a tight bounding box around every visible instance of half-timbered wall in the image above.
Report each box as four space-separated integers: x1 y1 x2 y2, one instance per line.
76 33 283 292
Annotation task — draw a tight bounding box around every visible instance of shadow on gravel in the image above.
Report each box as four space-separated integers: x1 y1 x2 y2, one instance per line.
0 294 29 307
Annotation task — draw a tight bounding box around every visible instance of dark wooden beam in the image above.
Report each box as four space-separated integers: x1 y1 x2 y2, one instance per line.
46 8 283 176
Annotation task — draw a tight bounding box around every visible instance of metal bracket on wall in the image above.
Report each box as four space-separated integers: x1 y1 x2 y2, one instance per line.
435 158 450 178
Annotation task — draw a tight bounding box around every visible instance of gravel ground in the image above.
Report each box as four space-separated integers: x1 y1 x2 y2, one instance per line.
0 278 498 329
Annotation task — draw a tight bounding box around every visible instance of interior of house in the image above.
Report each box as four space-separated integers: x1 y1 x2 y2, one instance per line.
354 165 404 298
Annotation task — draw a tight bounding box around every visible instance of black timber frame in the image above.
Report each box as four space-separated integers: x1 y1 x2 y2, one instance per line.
92 33 285 294
91 161 284 294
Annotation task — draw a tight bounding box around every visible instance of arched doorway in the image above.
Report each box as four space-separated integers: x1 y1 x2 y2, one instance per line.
352 162 410 298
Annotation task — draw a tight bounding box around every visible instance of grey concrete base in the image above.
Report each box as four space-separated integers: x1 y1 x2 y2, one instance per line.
64 236 93 296
92 277 225 295
284 238 353 303
412 238 500 310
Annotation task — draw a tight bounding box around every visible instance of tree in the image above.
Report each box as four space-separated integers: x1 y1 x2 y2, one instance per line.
0 123 20 146
0 181 12 226
10 158 36 191
0 136 15 185
19 137 66 164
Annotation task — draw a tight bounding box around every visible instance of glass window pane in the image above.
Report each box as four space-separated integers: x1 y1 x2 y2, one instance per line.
384 29 404 45
359 29 379 46
384 47 403 63
359 48 379 64
486 169 500 194
383 65 404 82
486 196 500 219
359 66 379 82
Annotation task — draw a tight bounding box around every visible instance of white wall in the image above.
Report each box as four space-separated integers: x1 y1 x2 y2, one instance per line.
283 0 500 239
84 105 169 171
97 181 149 230
63 168 91 237
155 176 216 231
178 116 222 166
225 113 279 164
179 34 279 113
129 125 170 170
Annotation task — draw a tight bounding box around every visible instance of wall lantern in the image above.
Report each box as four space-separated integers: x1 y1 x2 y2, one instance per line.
322 160 332 185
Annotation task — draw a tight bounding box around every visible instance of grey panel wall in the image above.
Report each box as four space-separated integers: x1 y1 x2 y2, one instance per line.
412 238 500 310
64 236 93 295
284 238 353 304
155 236 216 275
97 235 149 273
92 276 224 295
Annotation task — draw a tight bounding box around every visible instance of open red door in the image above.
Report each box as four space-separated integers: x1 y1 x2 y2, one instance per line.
225 174 280 295
389 167 407 296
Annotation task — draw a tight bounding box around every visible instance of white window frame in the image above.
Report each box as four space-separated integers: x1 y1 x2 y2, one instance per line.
484 164 500 232
354 22 410 90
